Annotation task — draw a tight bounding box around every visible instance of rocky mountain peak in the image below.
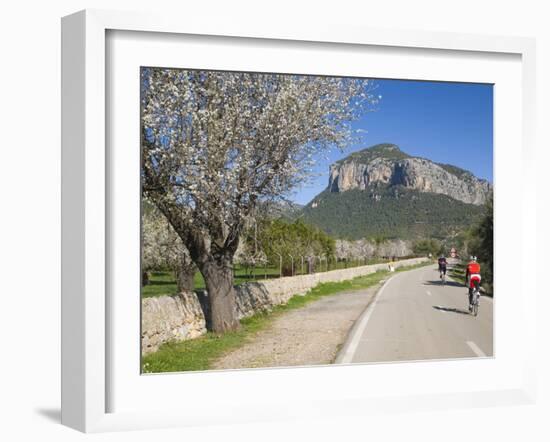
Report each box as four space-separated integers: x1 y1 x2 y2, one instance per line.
327 144 492 205
336 143 411 165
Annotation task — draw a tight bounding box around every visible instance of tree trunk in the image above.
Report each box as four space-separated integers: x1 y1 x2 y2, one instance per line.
308 257 314 274
141 270 150 287
200 259 240 333
282 265 293 277
175 264 195 292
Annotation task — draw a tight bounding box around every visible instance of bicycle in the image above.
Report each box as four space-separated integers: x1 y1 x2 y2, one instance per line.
439 266 446 285
469 281 481 316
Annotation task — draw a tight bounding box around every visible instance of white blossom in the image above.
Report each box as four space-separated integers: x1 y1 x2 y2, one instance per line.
140 67 378 330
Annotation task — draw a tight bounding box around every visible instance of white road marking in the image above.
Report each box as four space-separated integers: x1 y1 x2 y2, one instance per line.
337 274 397 364
466 340 487 357
426 290 432 296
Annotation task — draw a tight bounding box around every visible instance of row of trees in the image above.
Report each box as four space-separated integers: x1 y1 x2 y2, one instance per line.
142 205 421 293
142 209 337 290
236 218 335 276
466 194 494 291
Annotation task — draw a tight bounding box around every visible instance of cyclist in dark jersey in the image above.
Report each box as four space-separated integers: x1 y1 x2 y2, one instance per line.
438 255 447 277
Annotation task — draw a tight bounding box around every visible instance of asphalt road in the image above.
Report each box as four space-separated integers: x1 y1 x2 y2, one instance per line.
336 263 493 364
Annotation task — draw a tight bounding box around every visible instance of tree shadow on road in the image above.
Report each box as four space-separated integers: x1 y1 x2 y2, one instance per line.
432 305 471 315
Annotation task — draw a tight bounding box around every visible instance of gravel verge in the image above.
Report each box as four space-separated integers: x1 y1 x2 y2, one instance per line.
212 285 380 370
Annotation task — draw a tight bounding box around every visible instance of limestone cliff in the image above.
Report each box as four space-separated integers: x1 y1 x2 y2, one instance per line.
327 144 491 205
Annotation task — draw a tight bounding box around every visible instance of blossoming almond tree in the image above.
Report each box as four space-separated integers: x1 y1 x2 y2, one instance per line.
141 68 377 332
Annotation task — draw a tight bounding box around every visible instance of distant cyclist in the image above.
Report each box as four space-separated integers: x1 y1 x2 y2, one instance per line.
465 256 482 307
438 255 448 278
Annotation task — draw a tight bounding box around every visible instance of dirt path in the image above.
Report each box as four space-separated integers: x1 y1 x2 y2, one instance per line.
212 285 381 370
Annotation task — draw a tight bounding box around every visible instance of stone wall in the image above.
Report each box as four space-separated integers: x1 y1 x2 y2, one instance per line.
141 257 428 354
141 291 206 355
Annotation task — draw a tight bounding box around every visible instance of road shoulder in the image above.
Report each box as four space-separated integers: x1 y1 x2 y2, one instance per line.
211 285 380 370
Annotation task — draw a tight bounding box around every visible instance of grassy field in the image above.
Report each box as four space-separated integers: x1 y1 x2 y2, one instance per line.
141 258 391 298
141 268 279 298
141 261 430 373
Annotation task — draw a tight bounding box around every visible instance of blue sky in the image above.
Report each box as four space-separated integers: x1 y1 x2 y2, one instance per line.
290 79 493 205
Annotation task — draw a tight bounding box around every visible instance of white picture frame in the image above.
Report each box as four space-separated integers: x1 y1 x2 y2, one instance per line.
61 9 537 433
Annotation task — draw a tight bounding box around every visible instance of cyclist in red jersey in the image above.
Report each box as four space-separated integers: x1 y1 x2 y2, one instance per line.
465 256 481 307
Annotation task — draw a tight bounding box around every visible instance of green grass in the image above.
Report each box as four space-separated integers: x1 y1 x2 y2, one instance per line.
141 258 391 298
141 271 207 298
141 261 430 373
141 269 281 298
141 272 180 298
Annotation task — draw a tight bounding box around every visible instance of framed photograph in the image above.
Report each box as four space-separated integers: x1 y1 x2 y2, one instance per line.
61 9 537 433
